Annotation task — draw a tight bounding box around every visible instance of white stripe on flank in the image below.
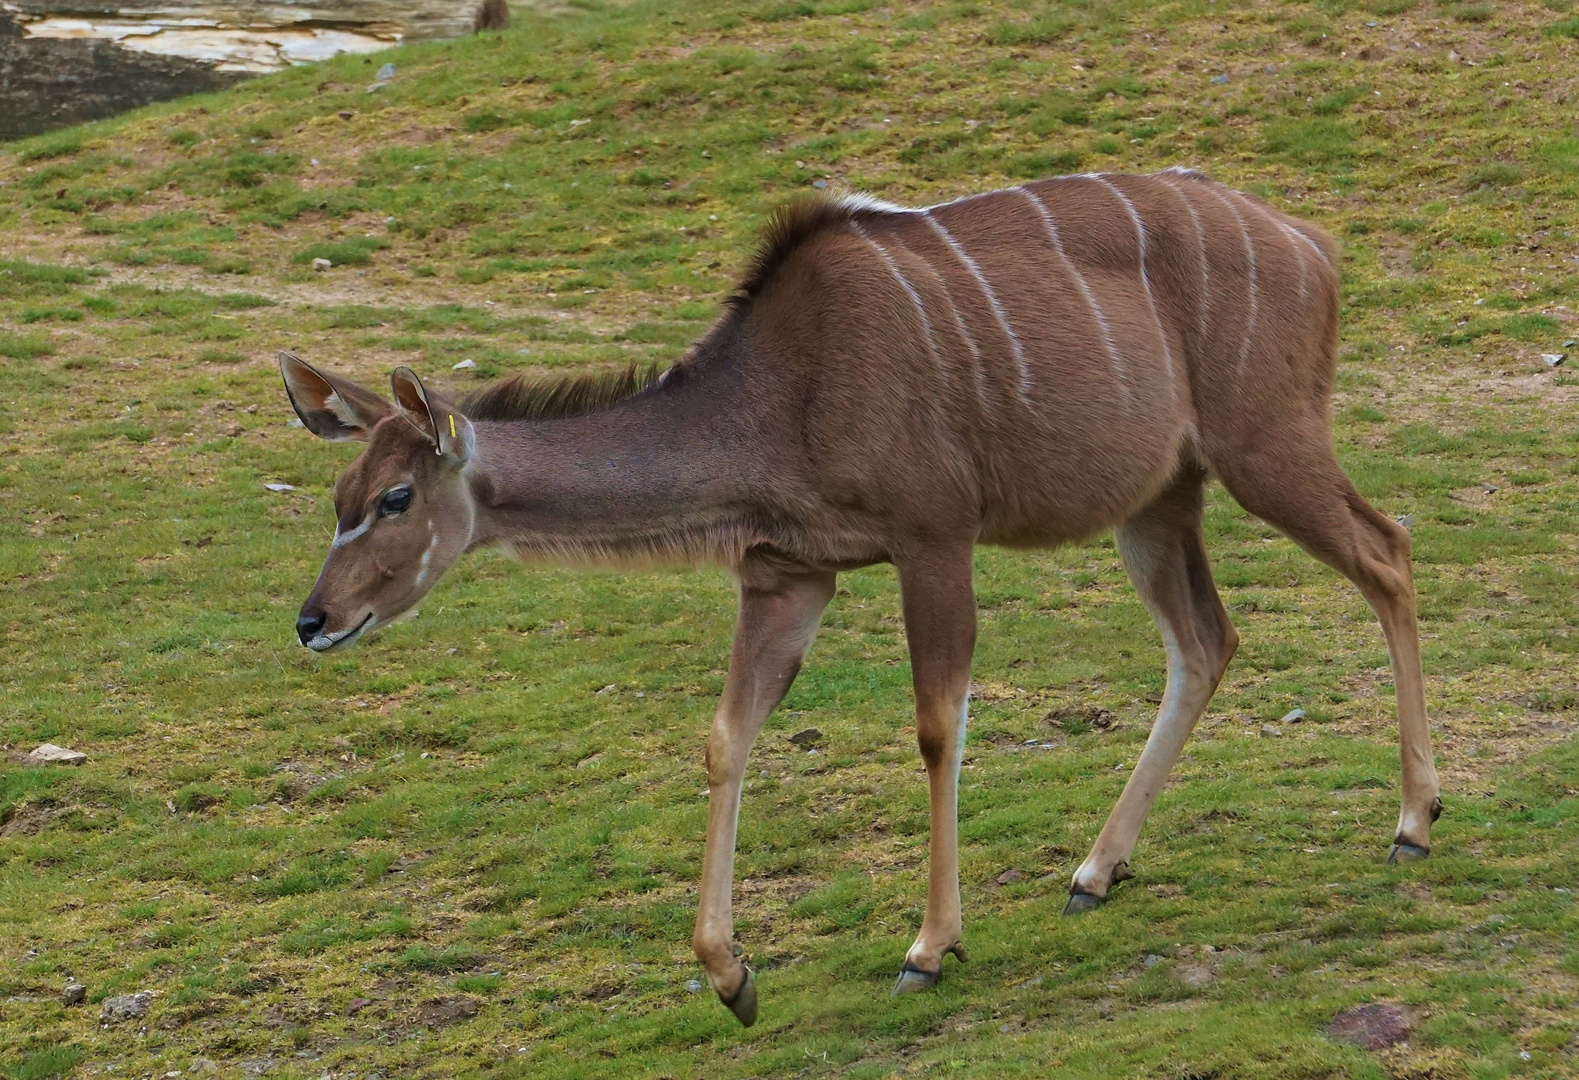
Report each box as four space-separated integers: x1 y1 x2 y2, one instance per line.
1204 185 1259 378
1283 218 1332 267
1279 220 1311 301
922 210 1032 404
1234 194 1314 304
901 238 993 414
850 221 950 388
1016 186 1130 400
1156 174 1211 343
1087 175 1177 391
331 513 373 548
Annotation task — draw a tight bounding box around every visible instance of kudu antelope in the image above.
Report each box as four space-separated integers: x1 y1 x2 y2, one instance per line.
280 169 1442 1027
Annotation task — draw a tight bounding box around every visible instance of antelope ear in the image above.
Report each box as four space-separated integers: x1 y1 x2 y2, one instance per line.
279 352 392 441
391 366 474 463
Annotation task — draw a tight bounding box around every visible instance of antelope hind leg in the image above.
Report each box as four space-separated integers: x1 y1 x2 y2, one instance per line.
1067 467 1238 912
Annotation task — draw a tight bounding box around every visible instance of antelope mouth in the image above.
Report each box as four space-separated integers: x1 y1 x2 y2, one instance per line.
306 613 375 653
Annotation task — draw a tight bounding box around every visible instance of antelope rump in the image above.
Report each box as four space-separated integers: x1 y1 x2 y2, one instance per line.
277 168 1442 1027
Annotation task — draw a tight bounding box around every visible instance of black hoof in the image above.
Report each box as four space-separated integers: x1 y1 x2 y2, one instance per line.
892 962 940 996
1062 890 1105 916
718 969 757 1027
1386 842 1429 865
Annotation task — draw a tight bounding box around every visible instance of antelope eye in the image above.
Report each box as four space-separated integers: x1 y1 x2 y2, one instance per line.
379 486 412 516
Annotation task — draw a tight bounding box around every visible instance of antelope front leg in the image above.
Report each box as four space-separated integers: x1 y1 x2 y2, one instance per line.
892 542 976 995
694 566 836 1027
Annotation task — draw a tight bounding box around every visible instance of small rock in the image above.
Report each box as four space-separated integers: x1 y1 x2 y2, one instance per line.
101 992 152 1025
595 683 617 696
685 979 703 993
1211 74 1230 84
995 869 1024 885
338 110 353 120
1178 963 1215 987
452 358 478 370
311 258 332 272
1260 724 1283 738
1327 1002 1411 1049
347 997 372 1015
224 423 244 437
374 62 395 82
188 1059 217 1073
1395 514 1415 530
1280 708 1306 724
1482 483 1499 494
788 727 824 748
1144 954 1164 967
63 982 87 1006
263 483 297 493
1542 353 1566 367
811 179 828 189
29 743 86 766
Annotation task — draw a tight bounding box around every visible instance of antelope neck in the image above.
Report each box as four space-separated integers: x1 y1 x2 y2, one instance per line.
460 367 764 564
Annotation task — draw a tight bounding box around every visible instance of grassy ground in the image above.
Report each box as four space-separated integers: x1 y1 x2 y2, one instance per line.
2 0 1578 1076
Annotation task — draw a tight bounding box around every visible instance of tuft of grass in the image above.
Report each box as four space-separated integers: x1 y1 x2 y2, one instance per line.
0 332 54 359
293 238 389 267
4 1045 82 1080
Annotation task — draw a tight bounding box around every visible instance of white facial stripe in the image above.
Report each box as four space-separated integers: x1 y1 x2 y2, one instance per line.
1156 175 1211 344
1088 176 1177 394
414 529 440 587
923 211 1031 405
851 222 950 388
1205 185 1259 378
1017 186 1130 402
331 513 373 549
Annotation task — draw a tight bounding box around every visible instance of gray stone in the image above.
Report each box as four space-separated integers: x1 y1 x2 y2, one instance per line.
1260 724 1283 738
1542 353 1566 368
100 991 151 1024
1327 1002 1411 1049
1280 708 1306 724
788 727 824 748
28 743 86 765
312 258 333 272
62 982 86 1007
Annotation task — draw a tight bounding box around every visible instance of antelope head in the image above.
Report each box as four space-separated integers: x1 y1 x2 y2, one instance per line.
279 352 477 652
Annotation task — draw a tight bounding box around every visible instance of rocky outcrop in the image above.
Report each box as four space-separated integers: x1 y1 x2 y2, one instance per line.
1 0 496 140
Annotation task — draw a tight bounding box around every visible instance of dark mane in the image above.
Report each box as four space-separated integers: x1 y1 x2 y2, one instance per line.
732 197 862 304
460 363 665 422
463 199 872 422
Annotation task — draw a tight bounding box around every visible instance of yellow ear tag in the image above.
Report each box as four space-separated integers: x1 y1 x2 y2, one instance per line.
448 414 457 439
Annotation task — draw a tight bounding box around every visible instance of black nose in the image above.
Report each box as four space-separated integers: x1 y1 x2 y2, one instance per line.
296 611 326 645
